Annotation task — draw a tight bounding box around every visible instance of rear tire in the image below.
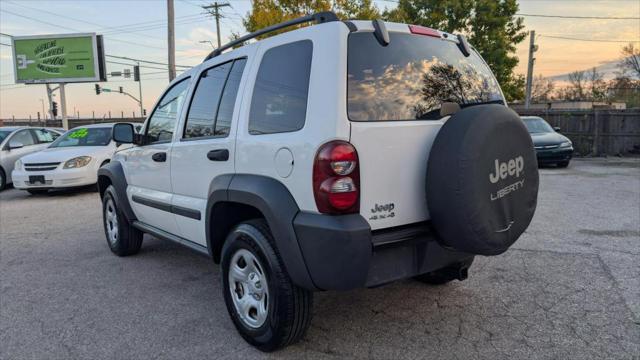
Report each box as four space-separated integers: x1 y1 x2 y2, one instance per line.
27 189 48 195
221 219 313 352
102 185 143 256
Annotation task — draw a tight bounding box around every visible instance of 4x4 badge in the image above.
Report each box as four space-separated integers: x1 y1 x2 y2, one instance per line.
370 203 395 220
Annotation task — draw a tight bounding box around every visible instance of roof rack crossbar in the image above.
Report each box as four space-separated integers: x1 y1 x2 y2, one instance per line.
203 11 339 62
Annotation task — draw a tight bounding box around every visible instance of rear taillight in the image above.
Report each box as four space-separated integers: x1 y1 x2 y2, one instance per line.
313 141 360 214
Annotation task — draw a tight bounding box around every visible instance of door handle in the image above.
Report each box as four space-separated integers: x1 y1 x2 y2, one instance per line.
152 152 167 162
207 149 229 161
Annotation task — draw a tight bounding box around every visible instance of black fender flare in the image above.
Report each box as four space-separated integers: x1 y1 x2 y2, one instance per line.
97 161 137 223
206 174 316 290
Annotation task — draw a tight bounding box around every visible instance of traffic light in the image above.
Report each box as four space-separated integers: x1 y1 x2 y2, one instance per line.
133 65 140 82
143 109 147 116
51 101 58 117
119 86 123 94
95 84 101 95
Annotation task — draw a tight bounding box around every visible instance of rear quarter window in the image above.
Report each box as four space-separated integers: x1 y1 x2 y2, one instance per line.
248 40 312 135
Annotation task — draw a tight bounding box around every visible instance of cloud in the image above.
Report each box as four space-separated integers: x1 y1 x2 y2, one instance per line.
175 26 219 61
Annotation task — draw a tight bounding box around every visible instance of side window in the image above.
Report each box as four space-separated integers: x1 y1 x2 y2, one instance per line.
184 59 247 139
11 130 36 146
48 130 61 140
32 129 55 143
184 62 233 138
215 59 246 137
248 40 312 135
146 78 190 143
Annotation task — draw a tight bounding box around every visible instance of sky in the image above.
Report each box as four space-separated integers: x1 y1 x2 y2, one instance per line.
1 0 639 119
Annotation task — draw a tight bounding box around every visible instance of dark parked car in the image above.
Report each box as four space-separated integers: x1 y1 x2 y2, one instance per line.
522 116 573 167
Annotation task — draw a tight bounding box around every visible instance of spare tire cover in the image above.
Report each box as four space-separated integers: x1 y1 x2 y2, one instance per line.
426 104 538 255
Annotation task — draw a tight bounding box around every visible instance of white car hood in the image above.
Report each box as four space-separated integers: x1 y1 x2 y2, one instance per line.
19 146 112 164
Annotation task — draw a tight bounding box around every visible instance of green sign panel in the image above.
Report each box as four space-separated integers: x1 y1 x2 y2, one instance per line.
12 33 105 84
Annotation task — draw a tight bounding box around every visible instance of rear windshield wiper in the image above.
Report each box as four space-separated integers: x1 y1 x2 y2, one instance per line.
459 99 505 108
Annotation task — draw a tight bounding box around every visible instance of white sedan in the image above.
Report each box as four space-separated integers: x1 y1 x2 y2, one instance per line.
12 123 129 194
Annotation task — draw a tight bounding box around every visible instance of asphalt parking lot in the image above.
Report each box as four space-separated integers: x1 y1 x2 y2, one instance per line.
1 158 639 359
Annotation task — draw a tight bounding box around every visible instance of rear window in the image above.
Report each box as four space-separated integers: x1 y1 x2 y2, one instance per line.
348 32 504 121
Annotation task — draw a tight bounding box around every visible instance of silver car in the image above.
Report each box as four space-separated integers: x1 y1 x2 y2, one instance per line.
0 127 64 190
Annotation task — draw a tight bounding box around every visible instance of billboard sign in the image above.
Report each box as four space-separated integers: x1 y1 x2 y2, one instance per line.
12 33 106 84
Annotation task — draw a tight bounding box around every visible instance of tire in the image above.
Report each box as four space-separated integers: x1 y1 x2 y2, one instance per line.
27 189 49 195
426 104 539 255
414 258 474 285
221 219 313 352
0 168 6 191
557 161 570 168
102 185 143 256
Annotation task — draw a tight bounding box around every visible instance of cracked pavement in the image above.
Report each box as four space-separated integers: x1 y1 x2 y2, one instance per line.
1 158 639 359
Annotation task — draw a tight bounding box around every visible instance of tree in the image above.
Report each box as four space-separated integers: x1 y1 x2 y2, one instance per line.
334 0 379 20
564 70 587 100
618 43 640 78
530 74 555 102
587 67 607 100
608 76 640 108
244 0 379 36
384 0 526 102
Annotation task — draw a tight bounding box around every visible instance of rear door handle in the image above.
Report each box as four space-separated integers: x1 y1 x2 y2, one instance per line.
152 152 167 162
207 149 229 161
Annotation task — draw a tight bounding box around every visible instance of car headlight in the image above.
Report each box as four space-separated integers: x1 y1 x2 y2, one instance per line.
63 156 92 169
14 159 22 170
560 141 572 148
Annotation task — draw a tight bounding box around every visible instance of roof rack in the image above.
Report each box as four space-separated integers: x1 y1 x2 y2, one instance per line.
203 11 339 62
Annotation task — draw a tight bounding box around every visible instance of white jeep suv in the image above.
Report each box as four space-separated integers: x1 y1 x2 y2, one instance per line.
99 13 539 352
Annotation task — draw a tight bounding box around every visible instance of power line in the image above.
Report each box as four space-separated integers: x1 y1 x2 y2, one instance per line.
540 35 640 43
516 13 640 20
106 55 191 68
106 60 168 71
0 9 166 50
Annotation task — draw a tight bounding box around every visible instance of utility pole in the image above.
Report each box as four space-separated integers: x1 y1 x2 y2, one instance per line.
134 63 144 118
59 83 69 129
525 30 537 109
45 84 54 120
39 98 45 126
202 2 230 48
167 0 176 81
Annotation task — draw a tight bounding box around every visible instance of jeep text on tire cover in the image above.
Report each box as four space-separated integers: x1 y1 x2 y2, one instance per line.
97 14 539 351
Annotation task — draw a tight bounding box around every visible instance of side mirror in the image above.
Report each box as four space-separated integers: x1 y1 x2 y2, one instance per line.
8 140 24 150
113 123 135 144
553 127 561 132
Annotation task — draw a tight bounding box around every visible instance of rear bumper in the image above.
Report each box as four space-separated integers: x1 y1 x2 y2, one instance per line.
535 147 573 164
293 212 473 290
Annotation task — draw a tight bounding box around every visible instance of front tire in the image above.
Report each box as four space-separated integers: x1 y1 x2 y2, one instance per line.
0 168 6 191
221 219 313 352
102 185 143 256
